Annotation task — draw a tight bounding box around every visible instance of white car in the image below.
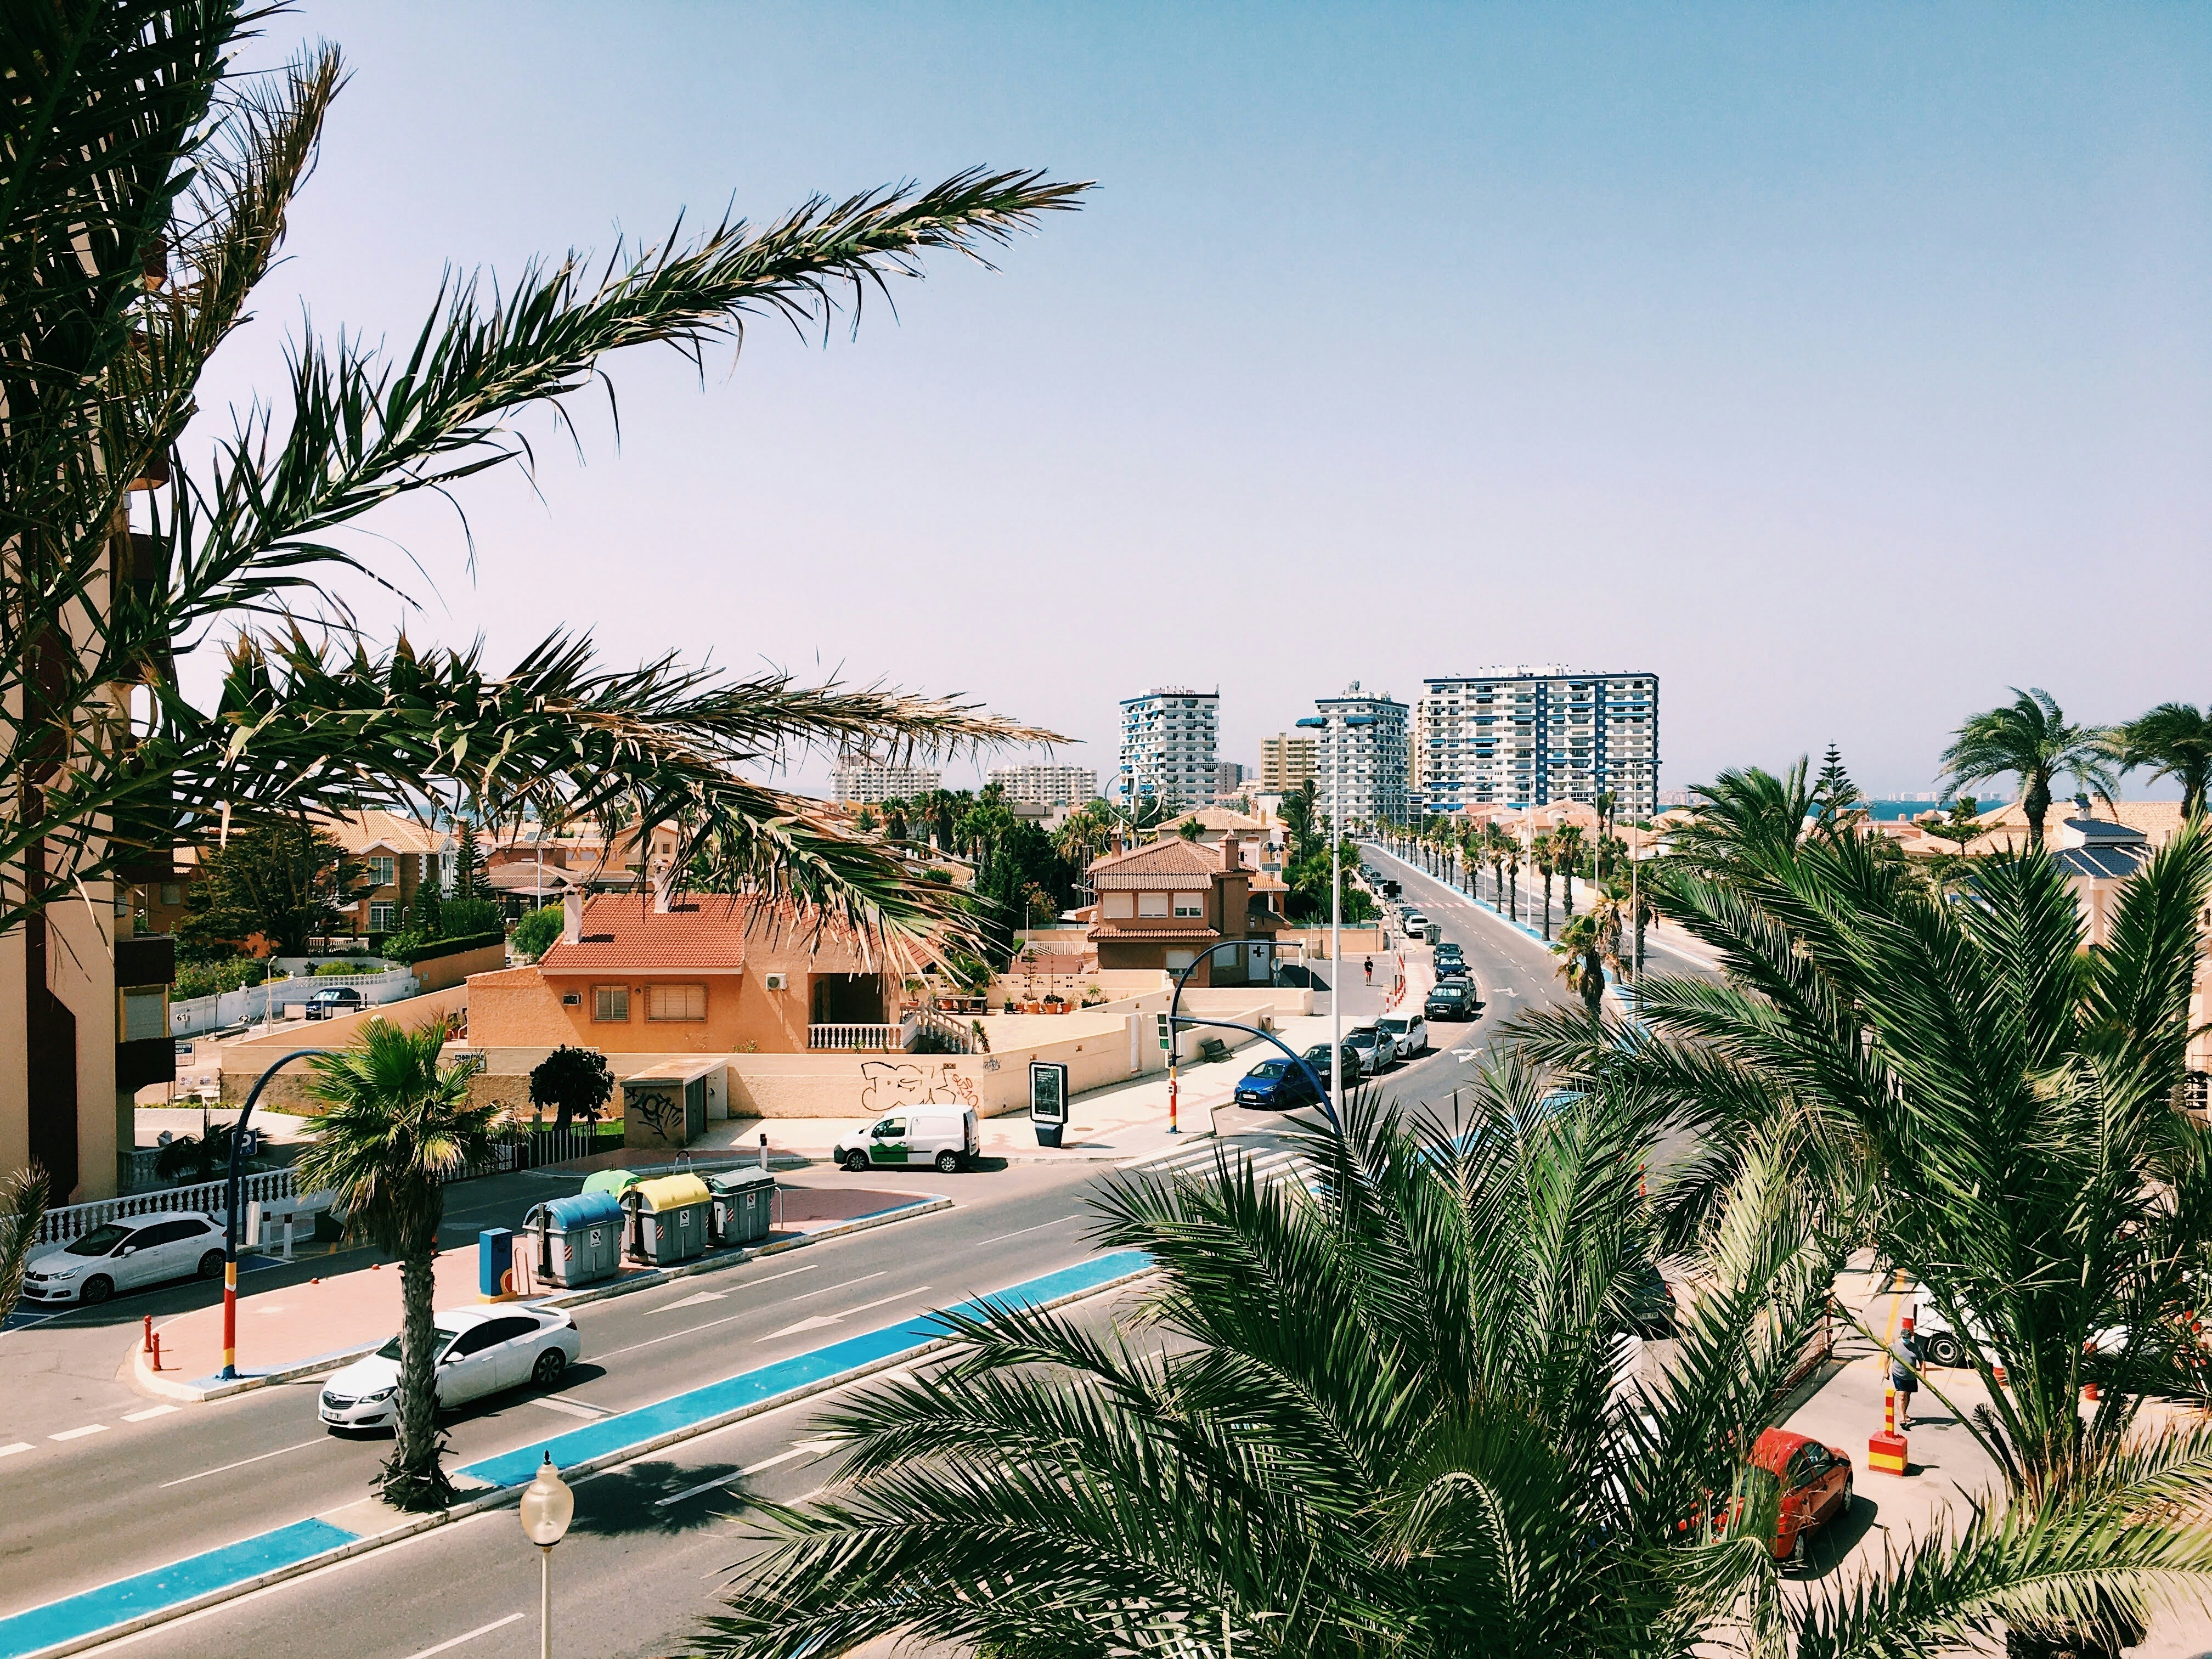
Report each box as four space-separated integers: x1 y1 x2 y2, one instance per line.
21 1211 227 1305
319 1306 582 1431
1376 1014 1429 1060
1402 914 1428 941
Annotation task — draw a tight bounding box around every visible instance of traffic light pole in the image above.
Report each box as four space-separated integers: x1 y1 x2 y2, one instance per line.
221 1048 321 1380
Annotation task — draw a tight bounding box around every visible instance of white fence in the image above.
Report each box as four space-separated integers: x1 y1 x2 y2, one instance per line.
41 1143 526 1246
808 1022 903 1051
170 967 420 1036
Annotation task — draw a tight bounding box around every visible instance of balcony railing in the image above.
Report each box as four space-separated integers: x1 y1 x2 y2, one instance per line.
808 1023 902 1052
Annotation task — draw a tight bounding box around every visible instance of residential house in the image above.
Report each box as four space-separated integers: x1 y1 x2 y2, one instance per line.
327 810 453 939
1085 832 1283 983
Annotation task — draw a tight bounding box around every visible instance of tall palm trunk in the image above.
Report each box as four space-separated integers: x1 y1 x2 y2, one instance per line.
392 1242 446 1506
2024 771 2051 847
1541 865 1553 939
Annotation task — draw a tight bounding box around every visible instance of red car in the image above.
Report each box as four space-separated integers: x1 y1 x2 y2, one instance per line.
1751 1428 1854 1567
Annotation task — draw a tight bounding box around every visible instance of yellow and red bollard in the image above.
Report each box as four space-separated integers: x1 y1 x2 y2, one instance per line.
1869 1385 1909 1475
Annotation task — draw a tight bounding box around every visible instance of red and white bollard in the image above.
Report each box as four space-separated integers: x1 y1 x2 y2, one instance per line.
1869 1385 1909 1475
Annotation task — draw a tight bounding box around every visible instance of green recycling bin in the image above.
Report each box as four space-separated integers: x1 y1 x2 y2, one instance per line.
624 1173 710 1265
582 1169 646 1203
706 1169 776 1246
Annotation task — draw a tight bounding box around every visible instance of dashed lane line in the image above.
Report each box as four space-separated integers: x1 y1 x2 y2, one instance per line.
49 1424 107 1442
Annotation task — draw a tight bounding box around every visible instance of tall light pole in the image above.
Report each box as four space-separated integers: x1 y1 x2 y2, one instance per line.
1297 710 1378 1109
521 1453 575 1658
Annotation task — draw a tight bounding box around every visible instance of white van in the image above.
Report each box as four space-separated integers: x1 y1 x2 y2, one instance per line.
836 1107 981 1173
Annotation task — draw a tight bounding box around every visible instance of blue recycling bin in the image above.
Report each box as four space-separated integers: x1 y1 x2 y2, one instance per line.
524 1191 624 1288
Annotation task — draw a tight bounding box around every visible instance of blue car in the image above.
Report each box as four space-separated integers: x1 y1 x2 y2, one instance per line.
1233 1058 1326 1110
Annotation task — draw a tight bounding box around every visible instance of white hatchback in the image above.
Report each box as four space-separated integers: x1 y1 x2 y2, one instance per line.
319 1306 581 1431
21 1211 227 1305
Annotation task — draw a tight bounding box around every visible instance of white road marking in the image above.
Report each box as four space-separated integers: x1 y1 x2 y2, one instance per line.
758 1286 930 1342
757 1314 840 1342
529 1396 608 1419
596 1310 758 1360
648 1290 726 1314
744 1261 819 1287
655 1438 838 1506
789 1271 884 1303
123 1404 178 1422
842 1286 929 1318
0 1442 31 1458
974 1215 1079 1246
157 1436 321 1487
402 1612 524 1658
49 1424 107 1441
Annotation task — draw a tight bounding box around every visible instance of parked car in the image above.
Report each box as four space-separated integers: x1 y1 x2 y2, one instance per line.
836 1107 981 1173
1233 1058 1326 1110
1301 1040 1365 1082
1346 1025 1392 1071
1376 1013 1429 1059
1424 981 1478 1022
21 1211 226 1306
304 985 366 1021
1748 1428 1854 1568
319 1306 582 1431
1431 941 1465 967
1619 1261 1675 1336
1401 915 1427 941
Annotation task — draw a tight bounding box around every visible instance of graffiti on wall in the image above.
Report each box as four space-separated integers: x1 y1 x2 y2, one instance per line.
859 1060 979 1115
629 1087 685 1145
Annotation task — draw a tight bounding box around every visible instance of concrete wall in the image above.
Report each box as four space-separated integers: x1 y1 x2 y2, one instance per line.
408 940 509 994
468 961 866 1057
217 985 469 1110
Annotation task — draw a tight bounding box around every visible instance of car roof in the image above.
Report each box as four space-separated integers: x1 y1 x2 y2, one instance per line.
1748 1427 1836 1474
110 1210 216 1228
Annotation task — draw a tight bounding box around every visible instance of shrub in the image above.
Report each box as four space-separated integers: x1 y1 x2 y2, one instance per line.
511 904 562 961
385 929 507 964
172 955 269 1001
314 961 364 977
441 896 504 936
529 1045 614 1129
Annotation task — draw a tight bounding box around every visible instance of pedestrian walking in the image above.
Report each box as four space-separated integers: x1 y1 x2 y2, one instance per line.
1363 957 1374 985
1890 1316 1921 1428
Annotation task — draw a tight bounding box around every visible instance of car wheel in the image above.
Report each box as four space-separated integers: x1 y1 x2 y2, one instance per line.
1788 1523 1810 1571
1839 1474 1853 1514
843 1149 870 1172
532 1348 567 1387
1927 1333 1964 1368
934 1150 960 1173
81 1274 113 1305
197 1249 225 1279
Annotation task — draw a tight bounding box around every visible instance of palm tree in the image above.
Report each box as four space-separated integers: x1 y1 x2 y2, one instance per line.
1050 800 1113 868
1532 831 1555 939
2107 702 2212 820
2 4 1084 944
1551 909 1608 1017
696 1079 2212 1659
1481 821 1512 912
1670 759 1813 873
296 1023 501 1510
0 1165 49 1325
1176 815 1204 842
1511 820 2212 1592
1942 689 2120 848
1551 822 1585 916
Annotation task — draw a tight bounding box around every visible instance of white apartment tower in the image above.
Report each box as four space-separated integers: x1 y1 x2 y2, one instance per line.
1312 683 1410 827
1117 688 1219 809
987 764 1100 806
1415 668 1659 815
829 761 943 804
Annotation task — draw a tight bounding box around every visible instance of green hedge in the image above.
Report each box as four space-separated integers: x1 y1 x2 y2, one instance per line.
385 928 507 965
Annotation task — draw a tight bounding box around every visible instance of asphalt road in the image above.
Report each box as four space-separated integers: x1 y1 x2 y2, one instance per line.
0 1160 1132 1633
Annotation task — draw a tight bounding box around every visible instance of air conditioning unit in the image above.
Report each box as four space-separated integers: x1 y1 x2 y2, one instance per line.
764 973 788 991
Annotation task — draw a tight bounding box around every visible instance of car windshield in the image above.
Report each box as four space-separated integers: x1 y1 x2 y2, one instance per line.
65 1223 134 1257
1249 1062 1288 1079
1380 1018 1409 1033
376 1325 463 1362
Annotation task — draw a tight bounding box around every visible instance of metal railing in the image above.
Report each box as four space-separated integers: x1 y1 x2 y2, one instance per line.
808 1022 903 1051
518 1122 623 1166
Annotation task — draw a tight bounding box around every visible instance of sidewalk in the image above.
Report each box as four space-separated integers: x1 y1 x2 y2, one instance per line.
133 1181 947 1402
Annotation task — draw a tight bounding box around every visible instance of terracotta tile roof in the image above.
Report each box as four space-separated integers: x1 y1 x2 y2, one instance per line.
537 894 887 976
1093 926 1224 943
1088 838 1246 888
320 808 450 856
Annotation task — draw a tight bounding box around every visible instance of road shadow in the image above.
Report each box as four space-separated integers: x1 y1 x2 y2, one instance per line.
1797 1491 1883 1578
567 1458 788 1536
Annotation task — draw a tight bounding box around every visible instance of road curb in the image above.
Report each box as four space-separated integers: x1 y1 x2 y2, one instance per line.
128 1197 955 1404
19 1255 1153 1659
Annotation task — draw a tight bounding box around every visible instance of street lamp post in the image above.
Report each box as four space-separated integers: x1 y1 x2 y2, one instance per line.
1297 710 1379 1109
221 1047 321 1381
521 1453 575 1659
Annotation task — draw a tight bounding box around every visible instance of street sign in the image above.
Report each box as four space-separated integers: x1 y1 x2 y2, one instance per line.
1029 1061 1068 1125
1155 1012 1173 1051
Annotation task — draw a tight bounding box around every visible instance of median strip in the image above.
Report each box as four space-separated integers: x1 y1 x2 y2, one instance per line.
0 1249 1153 1659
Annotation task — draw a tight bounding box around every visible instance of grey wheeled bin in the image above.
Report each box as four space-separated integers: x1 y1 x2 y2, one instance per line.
707 1169 776 1246
625 1173 711 1265
525 1190 624 1288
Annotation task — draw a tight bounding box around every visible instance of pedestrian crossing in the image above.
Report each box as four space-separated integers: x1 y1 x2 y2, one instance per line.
1129 1141 1308 1193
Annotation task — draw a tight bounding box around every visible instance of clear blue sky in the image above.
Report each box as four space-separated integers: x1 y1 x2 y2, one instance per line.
202 2 2212 800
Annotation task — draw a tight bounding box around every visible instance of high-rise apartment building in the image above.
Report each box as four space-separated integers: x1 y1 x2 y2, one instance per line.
1257 732 1317 793
1311 684 1410 826
1117 688 1219 809
1212 761 1248 801
987 764 1099 806
1414 668 1659 815
828 761 943 804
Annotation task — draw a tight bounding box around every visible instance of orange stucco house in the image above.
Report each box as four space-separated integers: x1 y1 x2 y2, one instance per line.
467 888 895 1058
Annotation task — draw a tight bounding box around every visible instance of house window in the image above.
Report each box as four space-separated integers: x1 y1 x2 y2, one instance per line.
593 985 630 1023
1138 891 1171 918
1102 891 1135 919
369 902 396 932
647 983 707 1022
365 856 397 888
159 883 182 906
1172 893 1204 918
119 986 167 1041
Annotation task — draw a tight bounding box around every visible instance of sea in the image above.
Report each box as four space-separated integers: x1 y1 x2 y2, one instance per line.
1864 797 1979 822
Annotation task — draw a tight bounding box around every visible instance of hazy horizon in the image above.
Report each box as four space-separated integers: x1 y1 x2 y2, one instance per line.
193 3 2211 805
